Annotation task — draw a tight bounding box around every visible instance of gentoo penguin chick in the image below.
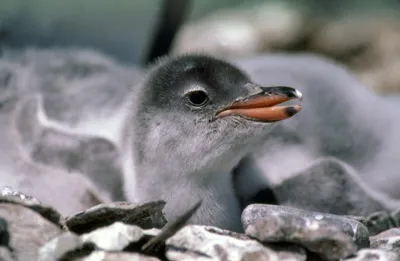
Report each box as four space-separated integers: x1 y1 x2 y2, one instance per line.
123 54 302 232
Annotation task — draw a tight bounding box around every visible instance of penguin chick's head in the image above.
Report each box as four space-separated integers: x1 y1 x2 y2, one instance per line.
132 54 303 177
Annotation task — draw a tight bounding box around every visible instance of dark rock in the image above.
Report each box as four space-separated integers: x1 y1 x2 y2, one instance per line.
344 248 400 261
0 189 64 228
362 211 399 236
271 158 398 217
390 208 400 227
74 251 161 261
165 225 280 261
0 203 62 261
370 228 400 253
0 218 10 247
65 201 167 234
242 204 366 260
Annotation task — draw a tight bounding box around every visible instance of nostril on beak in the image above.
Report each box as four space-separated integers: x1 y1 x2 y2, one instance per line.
259 86 303 101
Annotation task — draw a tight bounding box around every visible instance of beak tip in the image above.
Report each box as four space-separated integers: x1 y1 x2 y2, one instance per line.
293 88 303 101
285 105 302 117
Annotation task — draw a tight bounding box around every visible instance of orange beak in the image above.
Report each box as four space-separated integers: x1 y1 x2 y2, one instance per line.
216 86 302 122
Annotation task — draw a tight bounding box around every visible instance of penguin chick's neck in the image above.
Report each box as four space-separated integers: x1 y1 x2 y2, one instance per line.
123 127 244 232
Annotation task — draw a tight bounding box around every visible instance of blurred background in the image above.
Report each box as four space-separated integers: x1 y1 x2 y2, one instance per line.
1 0 400 95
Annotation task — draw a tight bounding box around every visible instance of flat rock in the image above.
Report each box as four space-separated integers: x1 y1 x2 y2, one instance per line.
370 228 400 254
242 204 364 260
0 188 63 228
344 248 400 261
0 203 62 261
65 201 167 234
165 225 280 261
75 250 160 261
271 158 399 217
0 218 10 248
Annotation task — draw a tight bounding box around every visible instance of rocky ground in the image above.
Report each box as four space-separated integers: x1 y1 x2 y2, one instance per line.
0 186 400 261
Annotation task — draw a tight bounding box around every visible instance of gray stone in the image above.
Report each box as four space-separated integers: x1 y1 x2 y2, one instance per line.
39 232 83 261
165 225 280 261
0 203 62 261
370 228 400 253
242 204 369 249
344 248 400 261
65 201 167 234
242 204 362 260
75 250 160 261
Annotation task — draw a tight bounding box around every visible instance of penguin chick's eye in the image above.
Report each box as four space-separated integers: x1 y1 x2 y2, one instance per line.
185 90 209 106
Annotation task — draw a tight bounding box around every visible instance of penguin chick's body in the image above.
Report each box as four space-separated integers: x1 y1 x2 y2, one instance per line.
122 54 302 232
